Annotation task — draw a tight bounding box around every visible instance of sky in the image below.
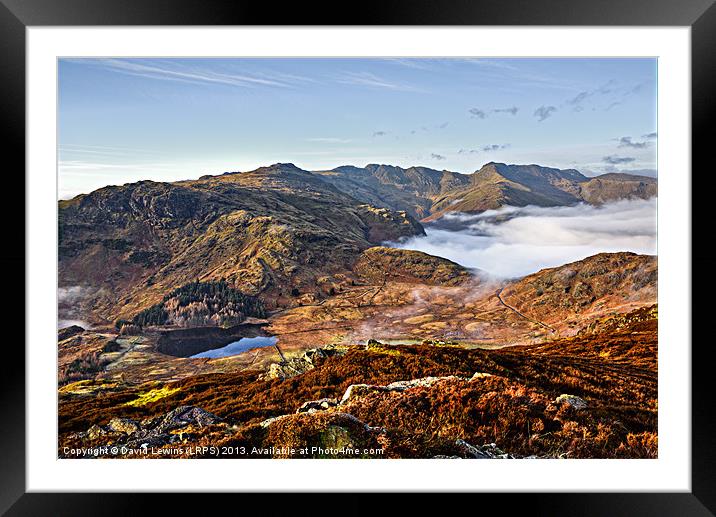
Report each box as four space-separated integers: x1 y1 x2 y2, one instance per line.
58 58 657 199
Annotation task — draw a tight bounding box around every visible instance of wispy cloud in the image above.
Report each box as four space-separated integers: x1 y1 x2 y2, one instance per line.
492 106 519 116
411 122 450 134
533 105 557 122
385 58 436 70
469 106 520 120
561 79 652 113
59 144 162 159
336 71 422 92
617 136 649 149
430 153 446 161
642 132 658 139
602 155 636 164
306 137 353 144
372 131 387 137
566 80 616 109
457 143 510 154
58 160 175 173
83 58 305 89
481 144 510 152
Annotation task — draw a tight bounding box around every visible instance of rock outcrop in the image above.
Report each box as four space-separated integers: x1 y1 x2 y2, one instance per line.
72 405 223 454
263 346 346 380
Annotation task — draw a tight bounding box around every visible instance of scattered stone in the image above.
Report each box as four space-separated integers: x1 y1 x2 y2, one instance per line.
297 398 338 414
554 394 588 410
470 372 493 380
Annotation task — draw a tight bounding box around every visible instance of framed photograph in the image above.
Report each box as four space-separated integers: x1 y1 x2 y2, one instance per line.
3 0 713 513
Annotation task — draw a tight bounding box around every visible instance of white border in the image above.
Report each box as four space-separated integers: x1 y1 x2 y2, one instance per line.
27 27 691 492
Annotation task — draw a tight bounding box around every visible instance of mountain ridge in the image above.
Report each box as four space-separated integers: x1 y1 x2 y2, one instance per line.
313 161 656 221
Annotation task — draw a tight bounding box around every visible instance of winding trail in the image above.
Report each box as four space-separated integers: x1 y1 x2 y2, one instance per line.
495 288 557 334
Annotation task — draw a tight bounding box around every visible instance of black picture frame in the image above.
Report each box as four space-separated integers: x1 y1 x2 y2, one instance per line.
2 0 713 514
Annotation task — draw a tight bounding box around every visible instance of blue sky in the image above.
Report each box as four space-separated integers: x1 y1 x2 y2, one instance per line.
58 58 657 199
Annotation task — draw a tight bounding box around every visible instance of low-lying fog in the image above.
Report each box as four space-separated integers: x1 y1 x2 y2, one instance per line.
395 198 657 278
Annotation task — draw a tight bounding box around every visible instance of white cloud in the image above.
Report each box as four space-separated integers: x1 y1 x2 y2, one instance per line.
392 198 656 278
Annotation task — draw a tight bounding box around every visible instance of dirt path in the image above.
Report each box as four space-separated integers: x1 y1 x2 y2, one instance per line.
496 288 557 334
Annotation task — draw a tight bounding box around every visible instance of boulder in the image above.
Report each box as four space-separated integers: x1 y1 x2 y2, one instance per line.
265 357 315 380
152 406 222 434
470 372 493 380
108 417 140 435
554 394 588 410
263 346 347 381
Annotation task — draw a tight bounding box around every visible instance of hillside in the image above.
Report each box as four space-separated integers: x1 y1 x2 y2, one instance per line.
579 173 657 204
58 304 657 459
59 163 426 324
499 252 657 333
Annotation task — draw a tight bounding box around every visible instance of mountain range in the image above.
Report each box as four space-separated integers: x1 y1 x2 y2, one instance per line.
59 162 656 324
315 162 657 220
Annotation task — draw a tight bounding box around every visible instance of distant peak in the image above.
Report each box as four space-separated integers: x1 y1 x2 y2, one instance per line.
252 162 309 175
269 162 301 170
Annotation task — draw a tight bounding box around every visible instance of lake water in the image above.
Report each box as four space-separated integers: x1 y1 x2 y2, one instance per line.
190 335 278 359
